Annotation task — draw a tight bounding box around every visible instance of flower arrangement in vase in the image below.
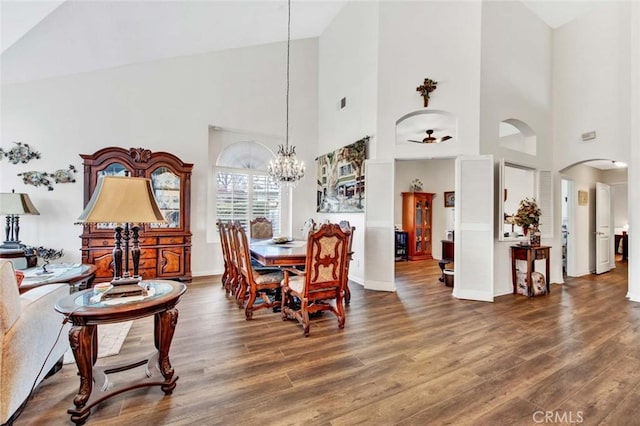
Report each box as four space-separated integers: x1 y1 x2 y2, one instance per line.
513 198 542 245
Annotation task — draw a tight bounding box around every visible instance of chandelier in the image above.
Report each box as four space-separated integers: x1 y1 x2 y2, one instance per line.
268 0 305 186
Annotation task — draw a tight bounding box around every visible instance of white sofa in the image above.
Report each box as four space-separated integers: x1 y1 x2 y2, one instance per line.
0 260 69 425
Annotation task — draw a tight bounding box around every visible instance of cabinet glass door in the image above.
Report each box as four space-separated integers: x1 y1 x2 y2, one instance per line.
415 200 423 253
150 167 181 228
424 200 430 249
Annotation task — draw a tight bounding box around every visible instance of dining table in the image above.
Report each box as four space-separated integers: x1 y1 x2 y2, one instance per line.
249 239 307 267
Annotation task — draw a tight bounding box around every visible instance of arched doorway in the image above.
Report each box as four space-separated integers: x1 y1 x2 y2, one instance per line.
559 158 628 281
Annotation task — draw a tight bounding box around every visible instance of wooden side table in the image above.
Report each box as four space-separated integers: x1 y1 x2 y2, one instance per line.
19 264 96 294
55 280 186 425
511 245 551 297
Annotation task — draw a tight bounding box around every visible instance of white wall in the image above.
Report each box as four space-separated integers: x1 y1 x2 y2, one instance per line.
628 1 640 302
317 1 379 286
479 1 553 295
394 159 455 260
480 1 552 168
1 38 319 277
373 1 483 292
378 1 483 161
552 2 631 171
319 1 482 292
552 1 632 286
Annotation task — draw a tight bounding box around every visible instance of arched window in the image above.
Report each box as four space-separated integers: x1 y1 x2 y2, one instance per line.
215 141 281 235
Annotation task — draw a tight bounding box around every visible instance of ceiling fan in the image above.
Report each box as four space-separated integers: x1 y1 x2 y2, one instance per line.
408 129 453 144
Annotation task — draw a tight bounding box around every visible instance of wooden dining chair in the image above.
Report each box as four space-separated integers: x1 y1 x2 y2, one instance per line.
234 225 283 319
281 223 351 336
218 220 231 290
224 221 242 297
250 217 273 240
339 220 355 305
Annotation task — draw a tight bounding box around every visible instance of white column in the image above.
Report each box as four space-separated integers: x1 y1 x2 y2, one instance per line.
627 2 640 301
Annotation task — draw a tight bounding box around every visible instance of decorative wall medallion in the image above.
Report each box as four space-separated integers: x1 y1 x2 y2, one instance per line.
0 142 42 164
17 171 54 191
52 164 77 183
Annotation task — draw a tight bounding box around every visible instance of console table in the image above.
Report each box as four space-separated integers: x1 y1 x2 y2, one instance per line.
510 245 551 297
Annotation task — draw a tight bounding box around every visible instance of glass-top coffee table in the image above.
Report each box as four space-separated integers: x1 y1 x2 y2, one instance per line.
19 263 96 293
55 280 187 425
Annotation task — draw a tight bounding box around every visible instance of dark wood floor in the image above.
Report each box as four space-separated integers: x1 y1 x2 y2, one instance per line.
17 260 640 425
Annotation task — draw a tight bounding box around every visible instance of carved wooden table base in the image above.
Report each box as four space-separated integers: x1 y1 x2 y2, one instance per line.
55 280 186 425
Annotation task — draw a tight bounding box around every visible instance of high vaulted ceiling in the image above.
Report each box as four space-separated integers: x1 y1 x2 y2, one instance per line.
0 0 347 84
1 0 600 85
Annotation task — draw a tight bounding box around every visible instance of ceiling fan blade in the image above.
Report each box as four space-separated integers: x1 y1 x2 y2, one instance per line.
408 139 425 144
440 135 453 141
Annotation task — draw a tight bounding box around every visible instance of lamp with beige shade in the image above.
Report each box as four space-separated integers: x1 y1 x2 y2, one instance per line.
76 176 166 285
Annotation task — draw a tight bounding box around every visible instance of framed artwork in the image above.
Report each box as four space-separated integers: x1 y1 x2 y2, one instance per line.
316 137 368 213
578 190 588 206
444 191 455 208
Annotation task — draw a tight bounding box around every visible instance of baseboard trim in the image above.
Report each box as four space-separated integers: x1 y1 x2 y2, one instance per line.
364 279 396 292
453 288 494 302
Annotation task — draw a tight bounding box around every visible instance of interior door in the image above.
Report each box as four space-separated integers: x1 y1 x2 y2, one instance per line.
595 182 612 274
454 155 494 301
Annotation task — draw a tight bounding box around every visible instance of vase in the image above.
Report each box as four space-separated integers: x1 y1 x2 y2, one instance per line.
522 226 529 237
529 227 541 247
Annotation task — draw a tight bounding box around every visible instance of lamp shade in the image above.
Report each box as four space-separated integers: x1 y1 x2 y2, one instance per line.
77 176 166 224
0 191 40 215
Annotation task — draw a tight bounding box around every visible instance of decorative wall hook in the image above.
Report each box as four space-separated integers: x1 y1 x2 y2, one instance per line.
416 78 438 108
0 142 41 164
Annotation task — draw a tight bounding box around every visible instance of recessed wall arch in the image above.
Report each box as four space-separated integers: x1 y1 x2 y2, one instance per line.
499 118 536 155
395 110 457 145
558 158 628 173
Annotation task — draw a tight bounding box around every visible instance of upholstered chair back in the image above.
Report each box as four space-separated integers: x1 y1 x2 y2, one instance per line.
250 217 273 240
303 223 350 298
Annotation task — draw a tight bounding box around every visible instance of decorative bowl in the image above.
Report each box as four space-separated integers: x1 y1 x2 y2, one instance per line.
272 236 290 244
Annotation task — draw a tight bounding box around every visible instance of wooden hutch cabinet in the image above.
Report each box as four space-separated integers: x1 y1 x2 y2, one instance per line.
402 192 434 260
80 147 193 283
